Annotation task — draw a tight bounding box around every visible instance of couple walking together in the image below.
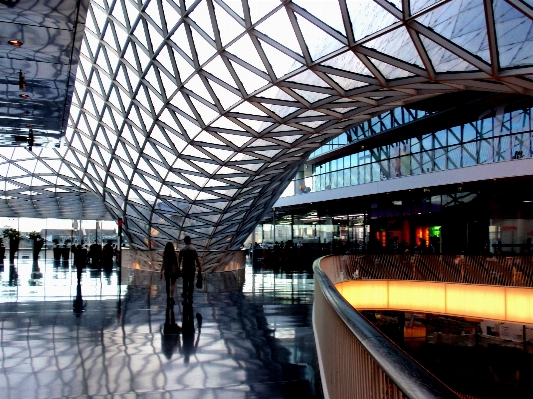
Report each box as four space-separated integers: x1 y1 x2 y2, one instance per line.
161 236 202 306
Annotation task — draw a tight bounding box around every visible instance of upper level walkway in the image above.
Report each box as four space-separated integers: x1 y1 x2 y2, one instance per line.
314 254 533 399
0 250 321 399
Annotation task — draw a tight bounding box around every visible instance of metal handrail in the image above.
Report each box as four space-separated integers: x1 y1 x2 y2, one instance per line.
338 254 532 286
314 255 460 399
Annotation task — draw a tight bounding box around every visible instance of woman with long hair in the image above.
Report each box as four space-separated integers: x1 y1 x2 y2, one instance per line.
160 242 180 306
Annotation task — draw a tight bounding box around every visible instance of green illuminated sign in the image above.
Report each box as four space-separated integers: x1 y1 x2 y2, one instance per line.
429 226 441 237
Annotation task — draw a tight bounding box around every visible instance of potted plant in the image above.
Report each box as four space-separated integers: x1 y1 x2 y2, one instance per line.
52 238 61 261
3 228 22 262
29 231 44 261
63 239 72 260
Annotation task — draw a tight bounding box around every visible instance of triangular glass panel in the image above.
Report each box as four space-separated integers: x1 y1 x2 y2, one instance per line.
292 88 330 102
293 0 345 34
369 57 414 79
218 132 251 147
287 69 330 87
112 0 128 28
211 116 245 131
203 56 238 90
159 68 178 98
256 8 303 55
415 0 490 63
295 14 345 60
226 34 267 72
192 159 220 174
260 39 303 78
231 101 267 116
232 153 259 161
271 124 298 132
132 19 150 52
326 73 369 90
177 186 200 201
419 35 476 72
209 79 242 109
205 147 234 162
92 4 108 34
190 26 216 65
219 0 244 19
322 50 373 76
248 0 280 24
123 0 140 30
268 105 300 118
175 112 202 136
185 74 215 103
273 134 302 144
256 86 296 100
189 97 219 125
229 61 269 94
114 23 130 52
146 0 163 30
146 21 164 54
235 163 262 172
161 0 182 31
365 26 425 68
173 47 195 81
213 1 245 46
411 0 440 15
299 120 327 128
159 108 185 137
171 23 195 60
184 0 196 13
345 0 399 41
170 91 196 118
189 0 216 41
235 118 264 132
493 0 533 68
195 131 226 145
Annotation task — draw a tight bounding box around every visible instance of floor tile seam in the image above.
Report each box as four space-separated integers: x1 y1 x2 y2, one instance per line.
43 383 257 399
41 378 313 399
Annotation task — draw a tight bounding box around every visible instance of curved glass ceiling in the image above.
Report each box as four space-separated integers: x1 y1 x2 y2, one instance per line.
2 0 533 267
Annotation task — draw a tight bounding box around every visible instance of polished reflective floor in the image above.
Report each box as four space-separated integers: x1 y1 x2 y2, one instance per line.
0 251 321 399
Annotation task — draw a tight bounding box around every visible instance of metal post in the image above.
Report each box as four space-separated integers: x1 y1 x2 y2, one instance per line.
272 208 276 244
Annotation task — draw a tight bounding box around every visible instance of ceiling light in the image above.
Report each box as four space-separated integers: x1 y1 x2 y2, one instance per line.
19 93 30 99
8 39 23 47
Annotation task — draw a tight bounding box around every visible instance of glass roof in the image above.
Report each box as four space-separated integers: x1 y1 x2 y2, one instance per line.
1 0 533 268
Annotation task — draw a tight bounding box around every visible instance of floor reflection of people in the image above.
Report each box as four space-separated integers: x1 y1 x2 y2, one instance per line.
73 283 85 317
161 304 181 359
181 302 202 364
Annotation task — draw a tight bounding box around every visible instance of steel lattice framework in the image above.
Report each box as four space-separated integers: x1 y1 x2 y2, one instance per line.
2 0 533 266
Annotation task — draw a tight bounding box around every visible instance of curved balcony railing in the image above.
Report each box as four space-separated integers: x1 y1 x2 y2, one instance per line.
314 255 462 399
338 254 533 287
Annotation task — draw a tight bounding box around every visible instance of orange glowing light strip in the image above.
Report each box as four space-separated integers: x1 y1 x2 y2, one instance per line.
335 280 533 324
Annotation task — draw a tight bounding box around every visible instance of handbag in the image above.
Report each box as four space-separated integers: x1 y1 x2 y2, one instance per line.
196 272 203 289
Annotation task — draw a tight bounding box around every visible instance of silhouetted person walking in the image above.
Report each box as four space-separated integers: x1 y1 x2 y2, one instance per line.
161 242 179 306
178 236 201 303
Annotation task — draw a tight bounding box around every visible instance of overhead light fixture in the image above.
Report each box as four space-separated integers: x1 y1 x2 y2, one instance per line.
8 39 23 47
19 93 30 99
19 70 26 90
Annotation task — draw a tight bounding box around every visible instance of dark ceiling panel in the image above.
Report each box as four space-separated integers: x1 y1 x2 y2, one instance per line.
0 0 90 148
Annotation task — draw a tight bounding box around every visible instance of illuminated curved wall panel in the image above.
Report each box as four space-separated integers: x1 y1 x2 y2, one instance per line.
2 0 533 267
336 279 533 325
